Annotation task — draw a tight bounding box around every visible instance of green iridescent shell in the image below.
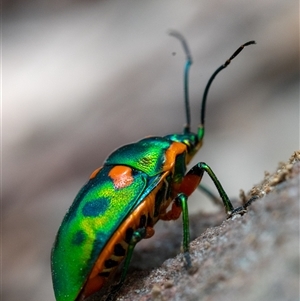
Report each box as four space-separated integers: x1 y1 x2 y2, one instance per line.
51 137 176 301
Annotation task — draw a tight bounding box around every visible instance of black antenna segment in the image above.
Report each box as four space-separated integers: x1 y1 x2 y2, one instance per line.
201 40 256 128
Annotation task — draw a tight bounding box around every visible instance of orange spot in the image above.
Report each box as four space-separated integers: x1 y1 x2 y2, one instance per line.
89 167 102 179
164 142 187 171
108 165 134 189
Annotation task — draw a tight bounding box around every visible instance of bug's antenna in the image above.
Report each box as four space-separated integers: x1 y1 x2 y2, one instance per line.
169 30 193 133
198 40 256 141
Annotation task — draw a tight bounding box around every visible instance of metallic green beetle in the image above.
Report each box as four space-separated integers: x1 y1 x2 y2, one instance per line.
51 32 256 301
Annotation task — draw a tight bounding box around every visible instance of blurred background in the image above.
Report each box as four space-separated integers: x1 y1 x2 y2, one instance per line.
3 1 299 301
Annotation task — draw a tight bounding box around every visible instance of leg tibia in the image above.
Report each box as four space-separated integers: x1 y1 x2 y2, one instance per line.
186 162 234 214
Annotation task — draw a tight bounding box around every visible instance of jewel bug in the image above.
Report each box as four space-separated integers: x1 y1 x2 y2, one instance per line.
51 31 256 301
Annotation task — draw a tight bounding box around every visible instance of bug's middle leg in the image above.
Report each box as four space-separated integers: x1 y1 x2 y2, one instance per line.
159 192 191 267
161 161 237 222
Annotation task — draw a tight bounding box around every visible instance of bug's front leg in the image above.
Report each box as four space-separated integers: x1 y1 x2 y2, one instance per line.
193 164 260 216
190 162 260 216
228 194 260 217
160 162 258 269
183 162 235 214
160 162 237 268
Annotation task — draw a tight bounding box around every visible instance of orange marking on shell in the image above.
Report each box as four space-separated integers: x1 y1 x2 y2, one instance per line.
108 165 134 189
164 142 187 171
89 167 102 179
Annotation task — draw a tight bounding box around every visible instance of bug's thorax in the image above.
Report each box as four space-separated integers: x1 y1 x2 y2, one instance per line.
164 130 203 165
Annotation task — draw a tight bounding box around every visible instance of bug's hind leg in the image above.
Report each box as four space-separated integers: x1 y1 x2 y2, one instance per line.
105 228 147 301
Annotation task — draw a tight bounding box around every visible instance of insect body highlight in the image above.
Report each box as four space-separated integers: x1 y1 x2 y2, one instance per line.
51 32 256 301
